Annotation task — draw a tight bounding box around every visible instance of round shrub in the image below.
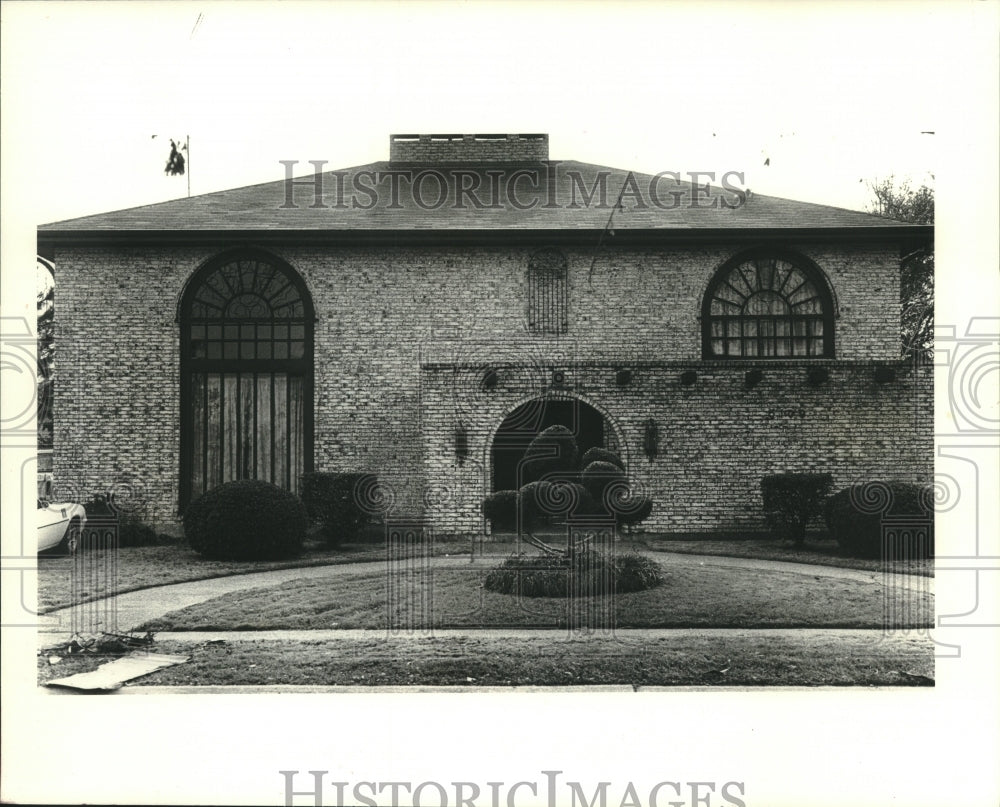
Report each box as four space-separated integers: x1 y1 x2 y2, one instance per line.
535 480 595 520
518 480 553 528
184 480 307 560
581 460 627 507
521 425 579 482
483 550 663 597
580 447 625 471
825 481 934 559
617 494 654 529
482 490 518 532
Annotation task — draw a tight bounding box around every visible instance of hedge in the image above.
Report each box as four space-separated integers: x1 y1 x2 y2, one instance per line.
760 473 834 545
83 494 173 547
299 472 377 547
825 481 934 559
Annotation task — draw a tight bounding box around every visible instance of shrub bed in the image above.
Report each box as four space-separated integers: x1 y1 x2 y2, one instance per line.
83 494 175 547
825 481 934 559
483 551 663 597
184 480 307 560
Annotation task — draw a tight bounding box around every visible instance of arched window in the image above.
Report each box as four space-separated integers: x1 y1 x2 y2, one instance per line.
179 251 313 509
702 251 834 358
527 249 568 335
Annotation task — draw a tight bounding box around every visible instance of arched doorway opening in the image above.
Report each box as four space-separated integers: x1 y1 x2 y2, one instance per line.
490 395 622 492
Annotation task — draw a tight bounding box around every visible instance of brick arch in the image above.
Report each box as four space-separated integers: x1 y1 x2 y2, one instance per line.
483 390 629 493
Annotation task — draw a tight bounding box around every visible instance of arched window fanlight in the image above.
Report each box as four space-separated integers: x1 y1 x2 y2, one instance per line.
703 251 834 359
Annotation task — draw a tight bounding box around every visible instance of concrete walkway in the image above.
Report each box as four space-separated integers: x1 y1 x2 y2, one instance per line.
145 626 933 643
37 551 932 651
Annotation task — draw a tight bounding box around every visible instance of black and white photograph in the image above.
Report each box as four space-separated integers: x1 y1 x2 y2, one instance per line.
2 2 998 805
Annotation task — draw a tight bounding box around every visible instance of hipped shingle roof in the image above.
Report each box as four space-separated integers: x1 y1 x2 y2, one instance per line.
38 160 930 243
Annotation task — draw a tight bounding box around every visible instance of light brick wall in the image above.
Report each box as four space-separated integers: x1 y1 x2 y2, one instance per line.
420 360 933 535
51 239 928 534
389 133 549 163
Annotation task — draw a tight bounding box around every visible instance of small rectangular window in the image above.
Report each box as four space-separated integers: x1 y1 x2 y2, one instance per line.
528 250 568 335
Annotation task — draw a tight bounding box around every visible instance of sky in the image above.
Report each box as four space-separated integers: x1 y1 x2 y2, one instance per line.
2 1 959 227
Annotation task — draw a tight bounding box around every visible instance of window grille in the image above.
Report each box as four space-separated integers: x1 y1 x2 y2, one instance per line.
528 249 568 335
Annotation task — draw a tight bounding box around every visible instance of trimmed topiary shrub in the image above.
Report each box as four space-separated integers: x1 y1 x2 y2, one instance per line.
482 550 663 597
825 481 934 559
482 490 518 532
518 479 554 529
617 494 654 531
184 480 307 560
552 481 595 520
581 460 627 508
300 472 376 547
534 480 595 518
580 447 625 472
760 473 834 546
483 426 655 547
521 425 579 483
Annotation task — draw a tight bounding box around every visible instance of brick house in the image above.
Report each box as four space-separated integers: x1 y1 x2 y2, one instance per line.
38 133 933 535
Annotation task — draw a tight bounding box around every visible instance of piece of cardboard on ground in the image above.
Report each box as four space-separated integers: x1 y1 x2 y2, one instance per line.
45 653 189 692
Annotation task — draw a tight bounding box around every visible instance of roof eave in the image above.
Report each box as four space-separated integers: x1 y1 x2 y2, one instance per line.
37 225 932 250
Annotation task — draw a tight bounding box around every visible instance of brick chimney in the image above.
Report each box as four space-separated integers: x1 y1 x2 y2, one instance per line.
389 133 549 163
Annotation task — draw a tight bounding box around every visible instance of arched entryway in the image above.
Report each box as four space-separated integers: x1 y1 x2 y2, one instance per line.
179 250 314 510
489 394 623 492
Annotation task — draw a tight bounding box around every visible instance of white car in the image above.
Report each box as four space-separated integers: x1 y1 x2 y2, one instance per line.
37 500 87 554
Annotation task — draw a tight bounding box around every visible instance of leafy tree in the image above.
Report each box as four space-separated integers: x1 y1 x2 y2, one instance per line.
37 258 55 449
866 177 934 362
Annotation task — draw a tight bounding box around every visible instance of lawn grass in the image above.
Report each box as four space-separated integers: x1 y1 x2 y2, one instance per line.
36 539 471 613
138 559 933 632
38 533 932 616
483 532 934 577
38 631 935 687
640 535 935 577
